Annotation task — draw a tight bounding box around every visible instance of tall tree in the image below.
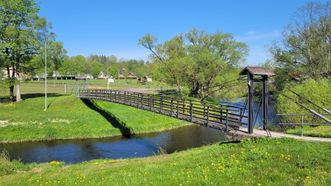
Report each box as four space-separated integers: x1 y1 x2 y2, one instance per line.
0 0 51 101
271 1 331 89
139 29 247 100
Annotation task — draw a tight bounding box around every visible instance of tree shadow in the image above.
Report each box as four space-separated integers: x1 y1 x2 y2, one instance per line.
22 93 63 100
157 89 178 95
81 98 134 138
0 93 63 103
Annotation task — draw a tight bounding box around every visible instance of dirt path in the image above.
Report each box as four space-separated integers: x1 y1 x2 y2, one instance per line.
122 88 160 93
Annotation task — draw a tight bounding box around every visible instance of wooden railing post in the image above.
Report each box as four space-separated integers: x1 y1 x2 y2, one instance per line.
148 95 151 110
176 99 179 118
131 92 133 105
160 96 163 113
123 91 126 103
141 94 144 109
220 107 223 124
126 91 129 104
225 109 229 132
206 105 209 125
171 98 174 116
189 100 193 122
110 90 113 100
151 95 154 110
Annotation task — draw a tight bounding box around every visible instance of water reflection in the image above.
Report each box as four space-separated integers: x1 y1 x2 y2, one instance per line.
0 125 228 164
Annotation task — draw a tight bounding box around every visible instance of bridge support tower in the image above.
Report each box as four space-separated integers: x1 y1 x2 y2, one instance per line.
239 67 275 134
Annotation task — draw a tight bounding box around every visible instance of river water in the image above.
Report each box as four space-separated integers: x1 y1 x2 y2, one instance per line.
0 125 229 164
0 98 276 164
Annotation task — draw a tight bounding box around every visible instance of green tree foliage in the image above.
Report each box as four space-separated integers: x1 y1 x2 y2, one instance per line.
57 55 151 79
26 39 66 79
119 59 148 77
0 0 57 101
58 57 80 78
139 29 248 100
271 1 331 90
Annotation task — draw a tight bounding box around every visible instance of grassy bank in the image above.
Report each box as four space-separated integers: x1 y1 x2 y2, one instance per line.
286 125 331 138
0 95 186 142
1 138 330 185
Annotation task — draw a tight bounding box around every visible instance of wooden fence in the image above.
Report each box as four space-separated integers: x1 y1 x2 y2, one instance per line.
78 89 247 131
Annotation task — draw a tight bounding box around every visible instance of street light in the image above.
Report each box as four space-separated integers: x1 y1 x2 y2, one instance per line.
44 38 47 111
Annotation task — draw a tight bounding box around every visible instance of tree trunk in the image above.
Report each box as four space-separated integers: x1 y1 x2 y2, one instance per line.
16 73 22 102
9 85 14 102
189 83 200 97
7 66 15 102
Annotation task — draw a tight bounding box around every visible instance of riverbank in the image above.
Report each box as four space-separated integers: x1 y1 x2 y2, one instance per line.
0 95 187 143
1 138 330 185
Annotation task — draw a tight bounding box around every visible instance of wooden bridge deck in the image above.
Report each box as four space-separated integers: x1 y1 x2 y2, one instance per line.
78 89 248 132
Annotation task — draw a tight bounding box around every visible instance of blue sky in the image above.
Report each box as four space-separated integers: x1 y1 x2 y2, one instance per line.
38 0 317 65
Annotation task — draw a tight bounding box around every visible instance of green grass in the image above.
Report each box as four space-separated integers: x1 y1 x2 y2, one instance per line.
0 95 186 142
286 125 331 138
1 138 330 185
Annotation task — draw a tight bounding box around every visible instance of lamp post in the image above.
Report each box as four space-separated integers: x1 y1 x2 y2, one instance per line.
44 38 47 111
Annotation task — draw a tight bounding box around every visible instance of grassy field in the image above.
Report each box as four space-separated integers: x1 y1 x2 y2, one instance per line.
0 79 173 97
1 138 330 185
286 125 331 138
0 95 186 143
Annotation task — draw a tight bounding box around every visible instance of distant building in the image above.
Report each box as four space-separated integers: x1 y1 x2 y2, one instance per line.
98 72 109 79
146 76 152 82
108 76 115 83
127 72 137 79
117 73 125 79
138 76 152 83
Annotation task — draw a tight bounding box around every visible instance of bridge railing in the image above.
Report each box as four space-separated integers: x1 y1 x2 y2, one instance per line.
78 89 247 131
275 113 331 136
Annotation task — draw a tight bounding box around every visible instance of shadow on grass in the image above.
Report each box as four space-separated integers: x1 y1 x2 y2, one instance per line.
218 140 241 145
22 93 63 100
156 89 178 95
81 98 134 138
0 93 63 103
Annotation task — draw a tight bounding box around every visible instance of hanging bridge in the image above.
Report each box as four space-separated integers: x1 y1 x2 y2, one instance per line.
76 67 330 136
78 89 248 132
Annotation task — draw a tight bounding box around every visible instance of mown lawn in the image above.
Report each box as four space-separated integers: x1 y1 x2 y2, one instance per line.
1 138 330 185
0 95 186 142
286 125 331 138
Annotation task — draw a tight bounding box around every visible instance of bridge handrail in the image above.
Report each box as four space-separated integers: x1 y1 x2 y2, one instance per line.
78 89 248 129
